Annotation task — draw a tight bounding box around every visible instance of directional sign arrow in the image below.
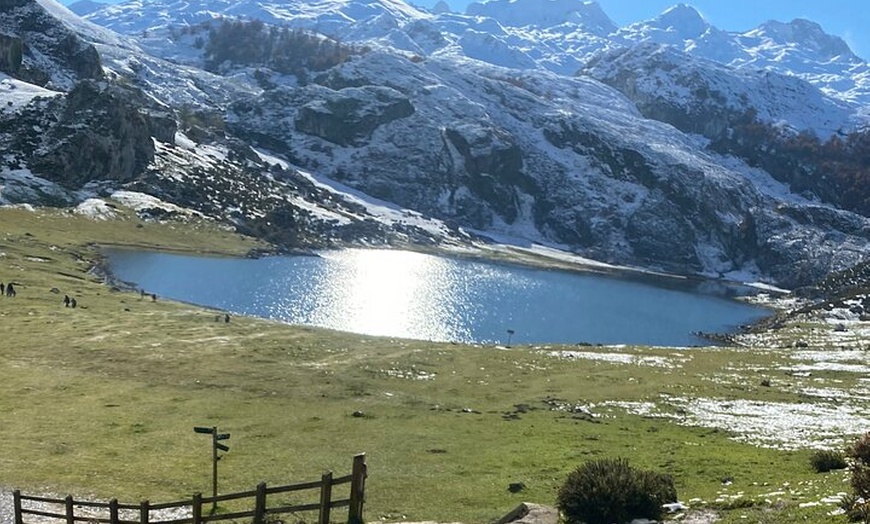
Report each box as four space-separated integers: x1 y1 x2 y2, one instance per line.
215 443 230 452
194 426 215 434
216 433 231 440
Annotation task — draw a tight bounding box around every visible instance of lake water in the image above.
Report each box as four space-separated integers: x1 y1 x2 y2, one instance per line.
104 248 769 346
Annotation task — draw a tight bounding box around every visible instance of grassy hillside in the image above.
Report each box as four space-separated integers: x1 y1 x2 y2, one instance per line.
0 206 856 524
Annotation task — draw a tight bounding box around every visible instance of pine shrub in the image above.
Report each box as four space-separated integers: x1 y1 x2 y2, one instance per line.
556 458 676 524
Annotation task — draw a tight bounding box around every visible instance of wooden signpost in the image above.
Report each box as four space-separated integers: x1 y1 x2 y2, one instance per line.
194 426 231 513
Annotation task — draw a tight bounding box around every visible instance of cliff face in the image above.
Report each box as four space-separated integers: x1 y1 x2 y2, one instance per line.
0 0 103 88
1 80 176 188
0 33 23 75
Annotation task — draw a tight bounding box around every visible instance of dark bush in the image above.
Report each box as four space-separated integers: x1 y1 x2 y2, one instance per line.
851 433 870 465
841 493 870 523
556 458 676 524
852 465 870 502
844 433 870 522
811 449 848 473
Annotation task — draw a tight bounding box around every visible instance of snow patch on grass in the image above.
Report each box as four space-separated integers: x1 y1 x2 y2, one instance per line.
613 397 870 450
547 349 688 368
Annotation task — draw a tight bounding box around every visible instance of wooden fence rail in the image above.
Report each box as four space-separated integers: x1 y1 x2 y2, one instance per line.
14 453 366 524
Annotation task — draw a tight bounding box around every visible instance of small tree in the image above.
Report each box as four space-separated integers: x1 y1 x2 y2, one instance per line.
556 458 676 524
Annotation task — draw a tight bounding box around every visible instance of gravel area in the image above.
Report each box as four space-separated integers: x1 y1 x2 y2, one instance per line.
0 489 14 524
0 488 191 524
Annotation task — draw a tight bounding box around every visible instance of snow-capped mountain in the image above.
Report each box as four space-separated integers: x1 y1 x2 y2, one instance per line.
2 0 870 289
615 5 870 107
84 0 431 37
466 0 617 35
83 0 870 109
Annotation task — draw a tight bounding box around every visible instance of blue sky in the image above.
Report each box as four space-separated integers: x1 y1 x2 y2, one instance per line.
61 0 869 59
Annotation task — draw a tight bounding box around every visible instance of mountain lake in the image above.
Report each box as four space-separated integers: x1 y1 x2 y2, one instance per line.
104 248 770 346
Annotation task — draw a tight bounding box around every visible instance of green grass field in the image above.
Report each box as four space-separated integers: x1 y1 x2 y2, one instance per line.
0 206 858 523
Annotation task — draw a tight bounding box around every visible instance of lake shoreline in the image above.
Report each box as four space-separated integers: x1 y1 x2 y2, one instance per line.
102 244 772 347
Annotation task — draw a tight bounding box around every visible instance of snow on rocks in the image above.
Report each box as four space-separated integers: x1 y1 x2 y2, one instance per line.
74 198 117 220
0 74 62 113
109 190 204 219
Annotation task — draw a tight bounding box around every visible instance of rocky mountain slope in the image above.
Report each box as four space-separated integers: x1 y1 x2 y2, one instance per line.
1 0 869 289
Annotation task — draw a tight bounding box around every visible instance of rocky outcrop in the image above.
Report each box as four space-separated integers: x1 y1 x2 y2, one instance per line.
0 33 23 75
0 0 103 88
444 123 530 224
626 191 699 268
3 80 176 188
294 85 414 146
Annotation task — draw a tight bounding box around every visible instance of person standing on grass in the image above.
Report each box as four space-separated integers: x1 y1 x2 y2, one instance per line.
6 283 15 297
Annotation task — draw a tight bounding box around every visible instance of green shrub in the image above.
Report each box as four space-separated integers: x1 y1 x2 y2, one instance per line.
811 449 848 473
556 458 676 524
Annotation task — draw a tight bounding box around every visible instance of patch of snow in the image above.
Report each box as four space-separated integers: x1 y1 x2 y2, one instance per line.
0 73 63 113
612 397 870 450
109 190 203 217
74 198 117 220
547 349 687 368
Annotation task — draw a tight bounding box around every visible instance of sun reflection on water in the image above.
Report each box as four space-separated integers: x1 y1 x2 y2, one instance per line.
291 249 473 342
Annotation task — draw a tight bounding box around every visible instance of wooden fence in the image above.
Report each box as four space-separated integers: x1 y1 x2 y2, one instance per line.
13 453 366 524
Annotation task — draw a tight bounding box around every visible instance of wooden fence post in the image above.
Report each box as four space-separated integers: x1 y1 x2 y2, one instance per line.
13 490 23 524
347 453 366 524
65 495 75 524
253 482 267 524
192 493 202 524
140 500 150 524
109 499 119 524
318 472 333 524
